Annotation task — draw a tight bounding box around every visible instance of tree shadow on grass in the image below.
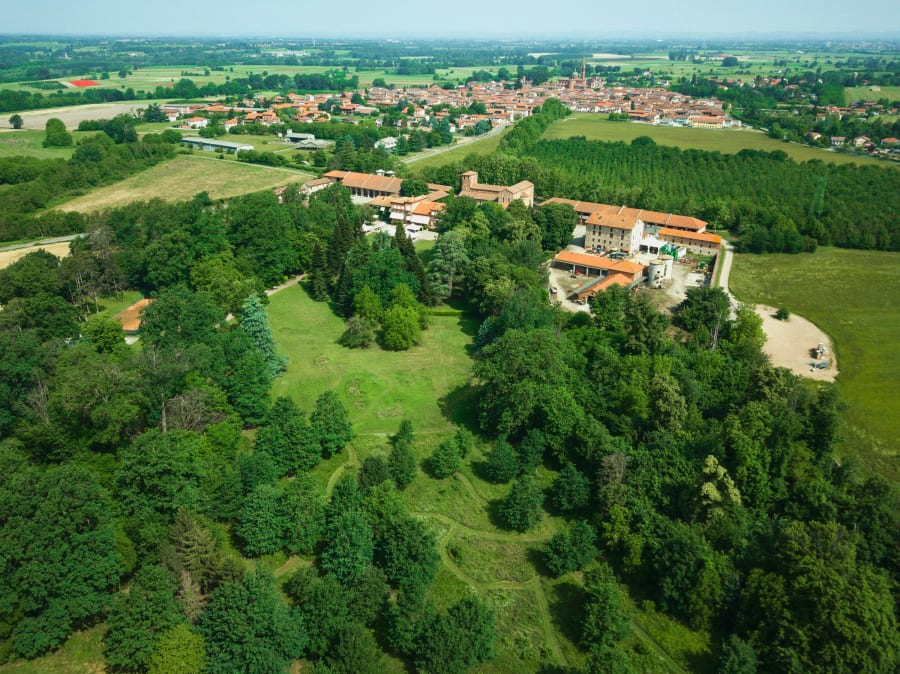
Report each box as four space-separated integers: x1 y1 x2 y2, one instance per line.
438 382 481 434
526 546 553 579
549 579 586 646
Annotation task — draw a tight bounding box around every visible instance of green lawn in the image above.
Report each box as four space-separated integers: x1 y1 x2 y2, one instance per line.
268 285 477 436
0 129 90 159
845 85 900 104
542 114 891 167
54 154 312 214
729 248 900 480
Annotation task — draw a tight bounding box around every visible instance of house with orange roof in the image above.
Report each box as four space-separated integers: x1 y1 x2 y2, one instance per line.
585 212 645 254
657 228 721 256
459 171 534 208
553 250 646 284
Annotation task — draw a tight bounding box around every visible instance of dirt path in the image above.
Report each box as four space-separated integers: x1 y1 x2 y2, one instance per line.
717 244 838 381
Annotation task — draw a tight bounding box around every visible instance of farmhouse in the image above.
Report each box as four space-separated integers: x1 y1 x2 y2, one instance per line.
585 213 645 254
321 170 450 202
657 228 722 256
459 171 534 208
552 250 646 284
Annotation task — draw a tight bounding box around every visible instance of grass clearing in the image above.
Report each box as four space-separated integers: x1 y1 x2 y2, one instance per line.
542 113 891 167
0 129 95 159
729 247 900 480
0 625 106 674
845 85 900 104
54 154 312 213
268 284 477 436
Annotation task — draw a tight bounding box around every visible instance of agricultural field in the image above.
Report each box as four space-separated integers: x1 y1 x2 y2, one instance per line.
8 101 159 130
53 154 312 213
729 247 900 481
542 113 892 167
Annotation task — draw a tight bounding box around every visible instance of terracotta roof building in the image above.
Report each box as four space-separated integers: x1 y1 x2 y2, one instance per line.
459 171 534 208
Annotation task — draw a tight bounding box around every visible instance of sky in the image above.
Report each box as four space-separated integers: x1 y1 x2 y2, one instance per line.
3 0 899 38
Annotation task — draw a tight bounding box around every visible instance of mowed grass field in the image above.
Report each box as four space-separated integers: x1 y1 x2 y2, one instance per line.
542 114 891 167
730 248 900 480
845 85 900 103
0 129 90 158
54 154 313 213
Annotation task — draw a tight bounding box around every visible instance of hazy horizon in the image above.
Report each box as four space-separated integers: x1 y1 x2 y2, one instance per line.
4 0 900 41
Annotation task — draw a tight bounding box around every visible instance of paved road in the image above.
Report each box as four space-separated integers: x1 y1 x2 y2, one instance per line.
402 122 508 164
0 233 82 253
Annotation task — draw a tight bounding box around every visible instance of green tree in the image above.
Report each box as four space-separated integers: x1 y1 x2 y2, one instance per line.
339 315 375 348
427 230 469 302
235 484 288 557
415 595 496 674
483 439 519 483
284 569 351 658
581 562 630 650
549 463 591 513
359 455 391 492
534 202 578 251
717 635 757 674
400 179 429 197
388 420 418 488
428 437 461 479
310 390 353 458
1 464 120 658
499 476 544 532
239 293 286 378
116 429 202 523
545 520 598 576
43 117 72 147
308 242 330 301
353 285 384 324
283 474 326 555
374 516 439 595
104 565 183 672
9 113 23 129
148 624 207 674
328 623 384 674
319 509 374 584
82 312 124 353
255 396 316 476
199 571 306 674
381 304 421 350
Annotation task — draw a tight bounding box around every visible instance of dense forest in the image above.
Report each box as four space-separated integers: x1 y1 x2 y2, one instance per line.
0 153 897 671
420 100 900 252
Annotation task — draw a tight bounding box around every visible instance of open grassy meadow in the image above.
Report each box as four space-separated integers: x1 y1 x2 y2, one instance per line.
845 85 900 103
542 114 890 167
0 129 89 158
54 154 312 213
730 248 900 480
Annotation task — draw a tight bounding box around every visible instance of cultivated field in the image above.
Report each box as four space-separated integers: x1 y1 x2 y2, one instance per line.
542 114 890 167
54 154 313 213
730 248 900 480
8 101 160 130
0 240 72 269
